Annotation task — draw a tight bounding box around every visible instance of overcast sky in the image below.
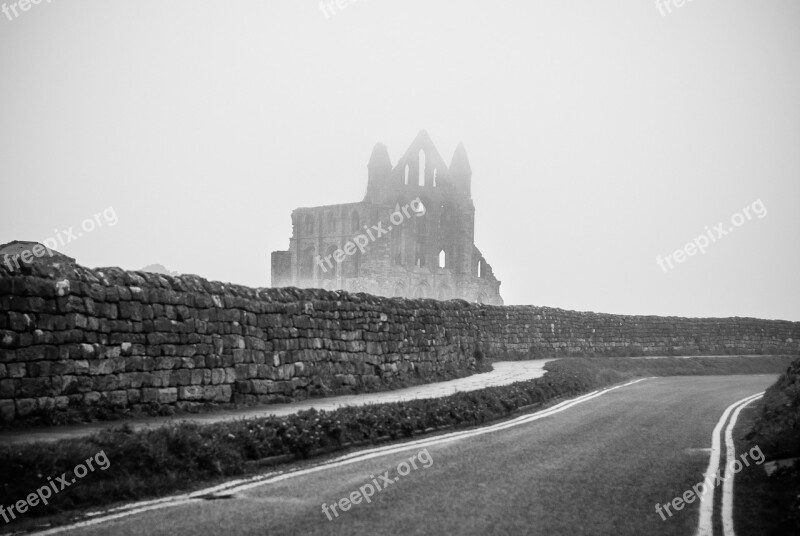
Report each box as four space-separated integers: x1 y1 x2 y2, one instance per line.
1 0 798 321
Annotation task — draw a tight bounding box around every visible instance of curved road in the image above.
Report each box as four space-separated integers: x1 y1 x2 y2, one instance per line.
35 375 776 536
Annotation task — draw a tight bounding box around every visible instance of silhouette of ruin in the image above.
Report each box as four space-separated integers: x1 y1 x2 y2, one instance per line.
271 131 503 304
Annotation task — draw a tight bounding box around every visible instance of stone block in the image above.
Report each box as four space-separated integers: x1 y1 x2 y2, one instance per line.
234 380 252 394
203 385 231 402
73 360 90 375
51 360 76 376
190 369 205 385
211 368 226 385
171 369 192 386
15 398 37 417
93 375 119 392
126 389 141 404
82 391 102 405
277 363 295 380
142 387 177 404
109 390 128 406
17 377 51 398
155 357 177 370
7 363 25 378
179 386 204 400
88 359 115 375
0 379 15 398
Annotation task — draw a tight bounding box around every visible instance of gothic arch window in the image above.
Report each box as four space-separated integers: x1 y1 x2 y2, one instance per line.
413 283 429 299
299 246 315 280
393 281 406 297
326 212 336 234
343 251 359 278
392 230 404 265
478 259 484 278
440 203 453 228
415 239 425 268
438 249 446 269
437 286 450 301
418 150 426 186
320 246 337 280
416 209 427 233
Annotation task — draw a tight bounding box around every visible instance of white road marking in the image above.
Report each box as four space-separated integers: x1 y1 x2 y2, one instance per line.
695 392 764 536
28 378 648 535
721 395 762 536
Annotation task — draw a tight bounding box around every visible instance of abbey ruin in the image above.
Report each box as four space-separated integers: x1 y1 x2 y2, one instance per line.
271 131 503 305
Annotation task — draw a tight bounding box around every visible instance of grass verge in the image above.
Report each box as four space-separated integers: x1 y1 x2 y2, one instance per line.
736 355 800 534
0 355 794 529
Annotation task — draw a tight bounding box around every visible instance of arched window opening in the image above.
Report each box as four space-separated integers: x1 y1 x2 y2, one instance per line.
320 246 337 280
416 211 427 233
418 150 426 187
343 252 359 278
392 231 404 265
438 249 446 269
299 247 315 280
437 286 450 301
393 282 406 297
404 164 409 185
478 260 483 278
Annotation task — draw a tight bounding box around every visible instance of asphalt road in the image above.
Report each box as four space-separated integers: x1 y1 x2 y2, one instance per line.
36 375 777 536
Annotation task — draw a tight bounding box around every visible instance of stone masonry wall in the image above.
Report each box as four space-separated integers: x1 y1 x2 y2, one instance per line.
1 260 798 424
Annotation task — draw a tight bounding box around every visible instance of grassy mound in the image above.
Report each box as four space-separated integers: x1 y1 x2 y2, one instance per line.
743 356 800 532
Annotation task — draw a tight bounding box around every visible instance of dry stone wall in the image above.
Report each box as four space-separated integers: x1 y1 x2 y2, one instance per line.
1 261 798 425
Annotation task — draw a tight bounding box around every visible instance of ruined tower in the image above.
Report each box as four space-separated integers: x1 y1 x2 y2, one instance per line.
271 131 502 304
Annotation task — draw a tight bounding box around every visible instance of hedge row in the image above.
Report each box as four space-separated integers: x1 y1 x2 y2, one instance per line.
745 356 800 532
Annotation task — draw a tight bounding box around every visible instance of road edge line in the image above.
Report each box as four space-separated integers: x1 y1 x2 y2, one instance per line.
721 393 763 536
695 392 763 536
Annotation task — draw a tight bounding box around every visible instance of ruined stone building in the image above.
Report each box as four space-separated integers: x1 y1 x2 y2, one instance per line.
271 131 503 304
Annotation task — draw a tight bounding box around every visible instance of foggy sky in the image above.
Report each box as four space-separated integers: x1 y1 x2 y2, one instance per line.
1 0 798 321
